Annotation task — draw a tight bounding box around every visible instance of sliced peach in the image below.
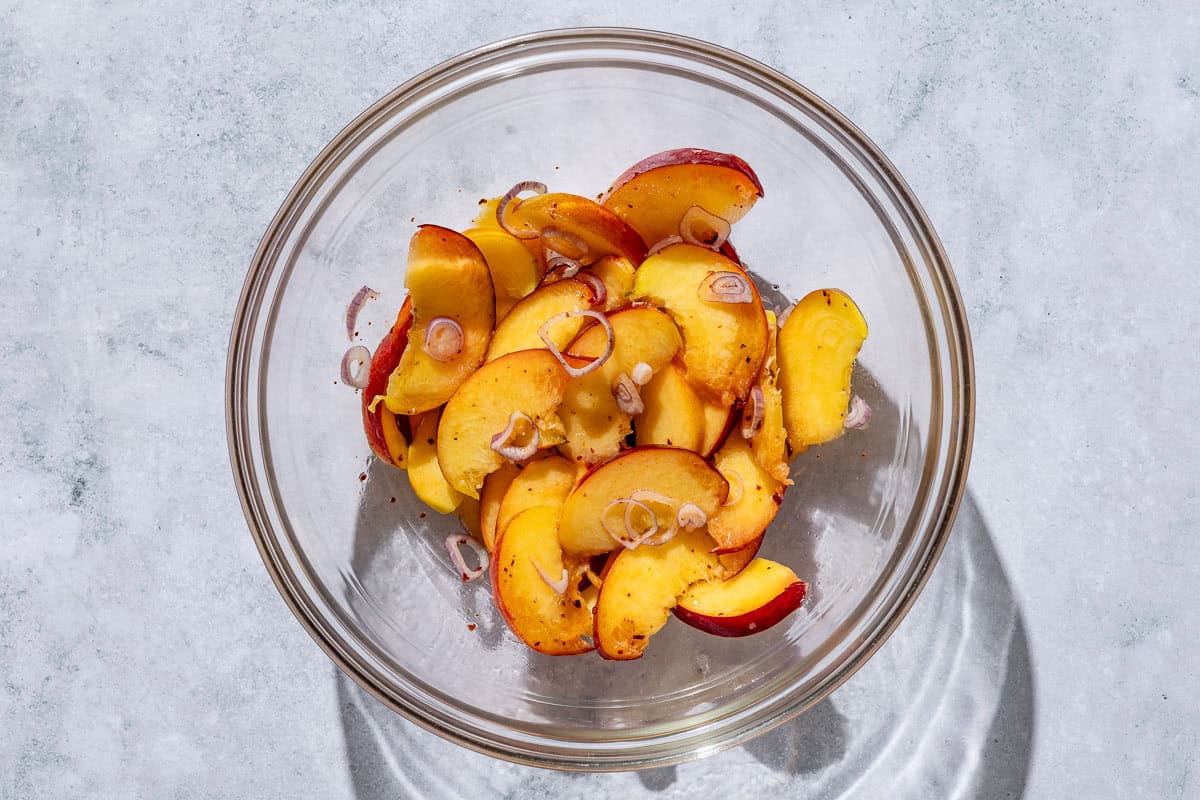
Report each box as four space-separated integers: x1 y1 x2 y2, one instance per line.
558 447 727 556
635 363 704 452
406 409 464 514
593 526 726 660
495 455 579 538
632 243 768 406
436 349 569 499
751 310 790 484
362 298 413 466
384 226 495 415
589 255 636 311
778 289 868 450
474 197 545 269
707 433 784 553
463 227 540 319
717 535 762 577
485 278 597 362
457 495 483 541
698 393 736 458
558 307 682 465
674 558 806 638
601 148 763 248
480 462 522 551
502 192 647 265
491 506 594 655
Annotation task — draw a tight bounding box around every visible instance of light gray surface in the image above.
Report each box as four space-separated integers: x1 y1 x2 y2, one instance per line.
1 1 1196 798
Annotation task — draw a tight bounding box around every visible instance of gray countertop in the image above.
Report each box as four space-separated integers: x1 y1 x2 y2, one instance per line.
2 2 1196 797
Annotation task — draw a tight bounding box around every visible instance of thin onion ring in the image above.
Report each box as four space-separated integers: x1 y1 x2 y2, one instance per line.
844 394 872 430
545 252 582 278
490 411 540 462
742 385 765 440
676 502 707 529
601 498 659 550
541 226 589 261
496 181 547 239
575 271 607 306
340 345 371 389
345 285 378 340
444 534 488 582
532 559 569 595
722 470 744 507
612 373 644 416
422 316 464 362
537 310 613 378
698 271 754 304
630 490 679 546
679 205 731 250
646 234 684 257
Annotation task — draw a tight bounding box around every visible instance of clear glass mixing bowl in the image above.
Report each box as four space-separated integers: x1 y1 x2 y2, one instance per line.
226 28 973 770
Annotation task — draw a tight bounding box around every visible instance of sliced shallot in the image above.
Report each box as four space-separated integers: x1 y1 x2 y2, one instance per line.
340 345 371 389
741 385 765 439
602 498 658 550
546 252 582 278
490 411 540 462
345 285 378 340
631 490 679 546
541 226 589 261
537 309 613 378
445 534 489 582
496 180 547 239
723 470 744 507
776 303 795 329
532 559 569 595
646 234 684 257
576 270 607 306
612 373 644 415
422 316 464 362
844 394 872 430
679 205 731 250
630 361 653 386
676 502 707 529
697 271 753 304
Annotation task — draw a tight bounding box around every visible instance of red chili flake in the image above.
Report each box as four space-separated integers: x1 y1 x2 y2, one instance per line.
389 497 396 503
358 473 367 482
467 623 477 631
419 512 426 519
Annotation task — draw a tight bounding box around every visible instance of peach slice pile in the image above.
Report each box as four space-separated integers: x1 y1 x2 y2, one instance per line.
354 150 870 659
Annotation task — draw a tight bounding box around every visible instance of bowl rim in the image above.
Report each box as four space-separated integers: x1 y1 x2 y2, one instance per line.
226 26 975 771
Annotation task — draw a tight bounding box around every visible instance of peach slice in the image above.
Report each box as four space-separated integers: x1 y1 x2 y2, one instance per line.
707 433 785 553
485 278 597 362
778 288 868 450
589 255 636 312
717 535 762 577
501 192 647 265
593 526 726 660
750 310 790 484
362 298 413 466
457 495 483 541
474 197 545 269
558 446 727 556
698 393 736 458
480 462 522 552
463 227 540 319
491 505 594 656
674 558 806 638
558 307 683 465
436 349 569 499
632 243 768 406
384 226 495 415
406 409 465 514
635 363 704 452
601 148 763 248
495 455 579 538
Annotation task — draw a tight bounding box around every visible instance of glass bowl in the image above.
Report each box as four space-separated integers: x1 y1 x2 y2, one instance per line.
226 28 973 770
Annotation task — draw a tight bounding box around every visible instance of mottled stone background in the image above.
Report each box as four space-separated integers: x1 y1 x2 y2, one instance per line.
1 2 1196 798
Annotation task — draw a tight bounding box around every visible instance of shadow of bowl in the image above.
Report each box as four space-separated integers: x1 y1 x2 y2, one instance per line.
334 493 1032 798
